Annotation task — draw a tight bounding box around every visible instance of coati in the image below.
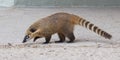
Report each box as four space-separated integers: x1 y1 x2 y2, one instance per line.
22 12 112 44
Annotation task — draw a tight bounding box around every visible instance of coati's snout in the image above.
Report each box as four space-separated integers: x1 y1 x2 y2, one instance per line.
23 35 30 43
22 28 36 43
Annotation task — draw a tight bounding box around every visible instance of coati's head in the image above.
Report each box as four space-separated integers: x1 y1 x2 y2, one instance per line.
22 27 43 43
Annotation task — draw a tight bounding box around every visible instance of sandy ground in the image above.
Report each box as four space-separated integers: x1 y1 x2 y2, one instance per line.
0 7 120 60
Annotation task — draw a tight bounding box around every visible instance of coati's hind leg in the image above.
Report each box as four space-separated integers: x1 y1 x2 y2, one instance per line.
55 33 65 43
43 35 52 44
66 32 75 43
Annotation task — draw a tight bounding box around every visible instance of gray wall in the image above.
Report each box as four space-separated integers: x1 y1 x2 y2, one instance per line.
14 0 120 7
0 0 14 7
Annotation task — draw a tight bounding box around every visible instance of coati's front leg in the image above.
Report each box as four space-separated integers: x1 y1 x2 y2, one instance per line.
66 32 75 43
33 37 40 42
43 35 51 44
55 33 65 43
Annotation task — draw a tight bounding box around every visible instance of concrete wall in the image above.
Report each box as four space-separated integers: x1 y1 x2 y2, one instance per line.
0 0 120 7
0 0 14 7
14 0 120 7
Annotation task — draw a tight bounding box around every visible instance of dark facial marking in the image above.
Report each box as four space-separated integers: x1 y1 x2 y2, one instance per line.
30 28 36 32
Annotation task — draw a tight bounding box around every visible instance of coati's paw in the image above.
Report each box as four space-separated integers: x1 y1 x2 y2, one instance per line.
55 40 64 43
42 42 49 44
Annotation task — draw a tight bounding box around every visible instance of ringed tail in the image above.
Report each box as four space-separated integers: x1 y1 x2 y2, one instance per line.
78 18 112 39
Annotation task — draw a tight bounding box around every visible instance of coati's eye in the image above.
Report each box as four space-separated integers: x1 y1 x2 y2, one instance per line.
30 28 36 32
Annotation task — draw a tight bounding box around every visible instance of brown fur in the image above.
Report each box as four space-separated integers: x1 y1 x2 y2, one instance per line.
23 12 112 44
